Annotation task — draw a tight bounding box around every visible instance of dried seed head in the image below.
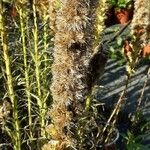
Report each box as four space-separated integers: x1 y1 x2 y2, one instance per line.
131 0 150 46
49 0 104 148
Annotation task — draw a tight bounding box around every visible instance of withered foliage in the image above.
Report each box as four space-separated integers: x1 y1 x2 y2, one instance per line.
48 0 104 149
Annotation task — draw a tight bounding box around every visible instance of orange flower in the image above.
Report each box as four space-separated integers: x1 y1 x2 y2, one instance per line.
11 6 17 18
142 44 150 57
124 41 150 58
123 40 132 55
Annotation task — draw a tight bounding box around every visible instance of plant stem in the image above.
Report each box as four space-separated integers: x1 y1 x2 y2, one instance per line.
43 11 48 69
32 0 41 99
0 2 21 150
137 67 150 110
32 0 45 137
100 75 130 144
19 7 33 138
42 12 48 134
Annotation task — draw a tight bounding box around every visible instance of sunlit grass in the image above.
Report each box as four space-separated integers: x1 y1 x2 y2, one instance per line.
0 1 52 149
0 2 21 149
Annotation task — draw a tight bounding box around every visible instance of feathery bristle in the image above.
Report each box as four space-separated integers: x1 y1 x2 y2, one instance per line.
131 0 150 46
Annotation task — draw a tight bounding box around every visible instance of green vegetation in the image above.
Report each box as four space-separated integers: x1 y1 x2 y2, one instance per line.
122 122 150 150
0 2 21 149
0 0 150 150
109 0 133 9
0 1 52 149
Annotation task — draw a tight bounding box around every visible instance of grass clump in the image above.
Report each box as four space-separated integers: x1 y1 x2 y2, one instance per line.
0 1 53 149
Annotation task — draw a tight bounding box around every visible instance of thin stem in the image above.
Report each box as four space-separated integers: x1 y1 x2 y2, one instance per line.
0 3 21 150
32 0 45 137
99 75 130 144
137 67 150 110
43 11 48 69
19 7 33 138
32 0 41 99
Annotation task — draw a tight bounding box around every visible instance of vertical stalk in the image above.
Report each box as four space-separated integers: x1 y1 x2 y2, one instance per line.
94 0 106 49
32 0 45 137
49 0 100 149
18 7 33 138
42 10 48 137
32 0 41 100
43 11 48 69
0 2 21 150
